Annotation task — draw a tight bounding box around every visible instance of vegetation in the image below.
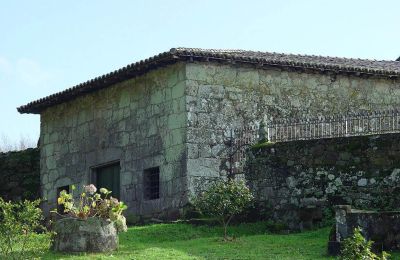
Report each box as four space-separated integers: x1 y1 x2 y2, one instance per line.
340 227 389 260
193 179 253 240
250 140 275 150
3 221 400 259
10 222 332 259
0 198 50 259
55 184 128 232
0 133 36 152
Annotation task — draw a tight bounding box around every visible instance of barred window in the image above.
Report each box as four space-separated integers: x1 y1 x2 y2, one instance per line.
144 167 160 200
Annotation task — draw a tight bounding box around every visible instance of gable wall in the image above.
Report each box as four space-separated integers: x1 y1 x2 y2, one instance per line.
40 62 188 219
184 62 400 194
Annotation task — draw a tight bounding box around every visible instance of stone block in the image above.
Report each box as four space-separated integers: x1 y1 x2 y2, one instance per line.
53 218 118 252
171 81 185 99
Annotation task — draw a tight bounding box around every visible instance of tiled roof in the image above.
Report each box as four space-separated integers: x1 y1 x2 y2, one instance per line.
18 47 400 114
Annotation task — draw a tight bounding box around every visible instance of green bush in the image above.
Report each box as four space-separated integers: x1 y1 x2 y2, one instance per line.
193 179 253 240
340 227 389 260
0 198 47 259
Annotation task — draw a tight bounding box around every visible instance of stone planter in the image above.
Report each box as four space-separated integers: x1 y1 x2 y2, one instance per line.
52 217 118 252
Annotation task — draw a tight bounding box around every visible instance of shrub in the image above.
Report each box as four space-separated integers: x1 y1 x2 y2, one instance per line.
340 227 389 260
55 184 128 232
265 220 288 234
0 198 47 259
193 179 253 240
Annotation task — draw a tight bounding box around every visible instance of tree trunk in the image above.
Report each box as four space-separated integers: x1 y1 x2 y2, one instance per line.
223 222 228 240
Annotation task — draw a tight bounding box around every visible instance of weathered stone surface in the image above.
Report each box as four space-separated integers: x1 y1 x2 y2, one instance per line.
38 60 400 220
40 63 188 219
330 205 400 254
357 178 367 187
246 134 400 230
184 62 400 197
52 218 118 252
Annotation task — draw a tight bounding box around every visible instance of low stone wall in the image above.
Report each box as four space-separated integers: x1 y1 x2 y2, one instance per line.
328 205 400 255
0 148 40 201
245 133 400 230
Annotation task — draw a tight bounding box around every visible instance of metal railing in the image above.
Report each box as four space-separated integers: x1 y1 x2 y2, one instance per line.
267 110 400 142
230 125 259 175
230 109 400 174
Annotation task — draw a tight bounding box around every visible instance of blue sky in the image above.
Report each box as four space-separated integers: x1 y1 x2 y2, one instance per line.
1 0 399 146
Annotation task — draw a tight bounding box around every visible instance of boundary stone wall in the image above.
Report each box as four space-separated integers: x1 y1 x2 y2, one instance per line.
246 133 400 230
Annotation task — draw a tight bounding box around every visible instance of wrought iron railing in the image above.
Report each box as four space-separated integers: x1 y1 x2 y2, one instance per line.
230 109 400 174
267 110 400 142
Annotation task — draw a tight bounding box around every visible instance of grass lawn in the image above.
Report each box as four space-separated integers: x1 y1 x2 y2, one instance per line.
9 222 400 259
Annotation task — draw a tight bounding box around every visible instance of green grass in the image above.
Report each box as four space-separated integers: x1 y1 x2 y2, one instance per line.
5 222 400 259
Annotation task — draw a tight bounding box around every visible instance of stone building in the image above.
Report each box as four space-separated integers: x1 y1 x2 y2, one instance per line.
18 48 400 219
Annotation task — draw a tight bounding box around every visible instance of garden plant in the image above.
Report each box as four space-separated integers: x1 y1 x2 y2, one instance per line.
194 179 254 240
55 184 128 232
0 198 48 259
52 184 128 252
340 227 389 260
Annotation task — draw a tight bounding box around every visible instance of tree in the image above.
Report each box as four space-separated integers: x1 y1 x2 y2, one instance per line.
194 179 253 240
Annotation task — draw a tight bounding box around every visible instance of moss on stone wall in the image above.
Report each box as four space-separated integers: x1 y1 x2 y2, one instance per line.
246 133 400 230
0 148 40 201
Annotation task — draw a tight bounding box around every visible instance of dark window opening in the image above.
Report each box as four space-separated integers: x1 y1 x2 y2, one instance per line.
57 185 70 214
144 167 160 200
95 162 121 200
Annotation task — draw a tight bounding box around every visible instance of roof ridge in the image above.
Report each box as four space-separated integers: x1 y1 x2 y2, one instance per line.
171 47 397 63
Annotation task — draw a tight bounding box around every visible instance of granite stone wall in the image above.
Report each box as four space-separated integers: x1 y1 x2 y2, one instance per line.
184 62 400 195
0 148 40 201
246 134 400 229
38 60 400 219
40 63 188 218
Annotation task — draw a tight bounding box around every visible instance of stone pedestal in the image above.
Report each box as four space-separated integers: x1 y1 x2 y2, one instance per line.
328 205 400 255
52 217 118 252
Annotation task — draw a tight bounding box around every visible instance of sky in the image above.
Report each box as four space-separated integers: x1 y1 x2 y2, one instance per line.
0 0 399 147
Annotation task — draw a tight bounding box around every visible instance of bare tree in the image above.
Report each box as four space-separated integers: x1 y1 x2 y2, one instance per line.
0 133 37 152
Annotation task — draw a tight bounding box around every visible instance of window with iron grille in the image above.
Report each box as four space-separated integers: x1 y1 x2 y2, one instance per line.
144 167 160 200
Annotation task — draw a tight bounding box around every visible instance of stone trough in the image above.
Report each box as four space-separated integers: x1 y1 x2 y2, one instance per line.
52 217 118 252
328 205 400 255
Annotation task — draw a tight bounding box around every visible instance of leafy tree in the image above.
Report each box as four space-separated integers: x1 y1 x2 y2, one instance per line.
194 179 253 240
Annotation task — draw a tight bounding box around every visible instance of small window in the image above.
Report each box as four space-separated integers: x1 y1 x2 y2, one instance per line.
57 185 70 214
144 167 160 200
